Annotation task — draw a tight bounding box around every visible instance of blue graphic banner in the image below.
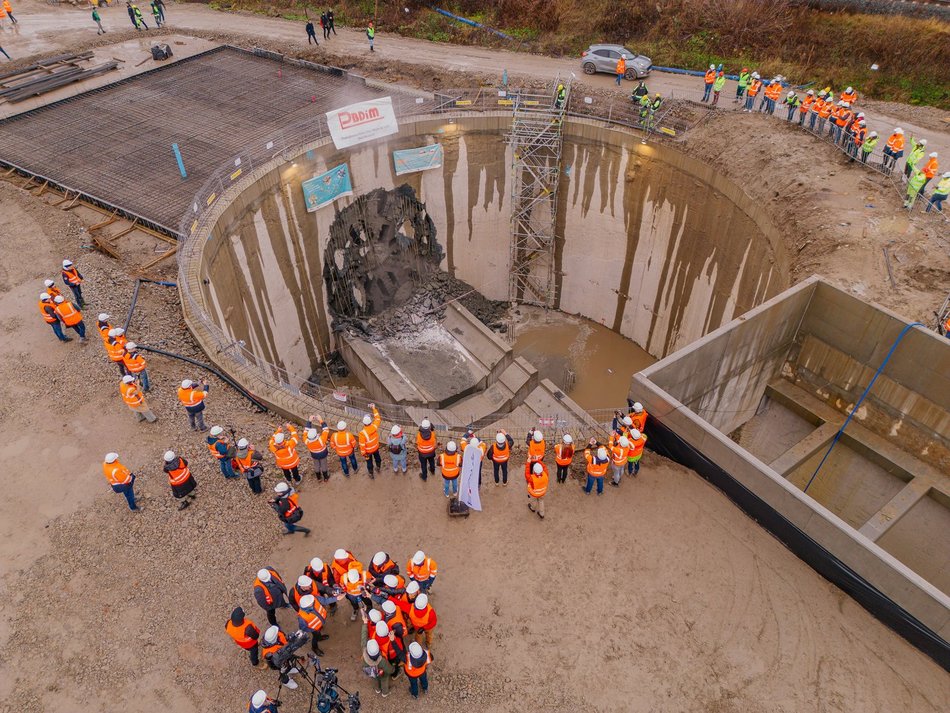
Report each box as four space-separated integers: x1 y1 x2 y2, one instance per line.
393 144 444 176
302 163 353 212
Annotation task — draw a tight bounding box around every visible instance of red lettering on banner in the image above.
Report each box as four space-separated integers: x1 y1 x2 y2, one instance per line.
338 107 383 130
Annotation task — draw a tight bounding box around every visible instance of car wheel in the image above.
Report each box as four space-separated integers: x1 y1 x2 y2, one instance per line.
624 69 637 81
583 62 596 75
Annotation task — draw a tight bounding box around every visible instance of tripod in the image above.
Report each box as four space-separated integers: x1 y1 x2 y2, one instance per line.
274 654 360 713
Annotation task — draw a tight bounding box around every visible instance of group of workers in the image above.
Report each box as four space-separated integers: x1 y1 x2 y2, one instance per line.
234 549 439 709
696 67 949 212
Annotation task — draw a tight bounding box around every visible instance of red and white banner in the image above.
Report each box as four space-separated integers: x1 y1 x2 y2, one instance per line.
326 97 399 150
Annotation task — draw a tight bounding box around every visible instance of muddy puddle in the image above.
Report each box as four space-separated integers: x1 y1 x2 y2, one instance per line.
512 306 655 410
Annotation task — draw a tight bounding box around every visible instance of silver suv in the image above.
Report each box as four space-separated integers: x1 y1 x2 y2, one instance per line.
581 44 652 80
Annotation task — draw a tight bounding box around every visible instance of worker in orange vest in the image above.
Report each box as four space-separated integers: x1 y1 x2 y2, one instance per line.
405 641 433 698
416 418 437 481
52 294 88 342
584 441 610 495
628 428 648 475
260 625 293 680
177 379 209 431
609 435 629 487
163 450 197 509
304 415 331 480
106 327 128 376
232 437 264 494
406 550 437 593
269 424 301 483
271 481 310 536
331 420 359 475
701 63 716 102
743 72 760 112
96 312 113 342
816 98 834 136
526 462 549 519
615 53 627 86
438 441 462 498
840 86 857 107
882 128 905 174
798 89 814 126
254 567 289 626
39 293 69 342
103 451 139 511
298 593 343 656
122 341 150 391
921 152 940 190
61 259 85 307
225 606 265 669
357 405 382 477
42 279 61 302
408 592 438 649
808 90 825 130
553 433 574 484
330 548 358 585
342 567 371 621
120 374 157 422
487 430 514 485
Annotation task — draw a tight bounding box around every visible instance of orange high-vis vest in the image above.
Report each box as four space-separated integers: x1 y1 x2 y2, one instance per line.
585 450 609 477
405 650 432 678
39 300 58 324
261 630 287 659
841 89 857 104
416 430 437 455
922 157 939 179
886 133 904 152
438 452 461 479
299 601 328 632
704 68 715 85
120 380 144 407
628 434 648 458
526 464 549 497
616 57 626 75
123 351 147 374
305 426 329 454
358 408 381 456
54 301 82 326
103 460 132 486
836 108 853 127
409 604 437 631
748 79 761 97
491 441 510 463
225 618 260 649
554 443 574 466
331 430 356 457
527 439 545 463
97 321 112 341
270 427 300 469
207 436 228 459
810 97 825 114
818 102 833 119
167 458 191 486
766 83 781 100
331 553 356 583
233 447 257 473
406 557 437 581
254 569 284 606
106 339 126 363
62 267 82 286
46 284 62 301
799 96 814 113
629 410 648 433
610 444 628 466
177 386 205 408
342 566 367 596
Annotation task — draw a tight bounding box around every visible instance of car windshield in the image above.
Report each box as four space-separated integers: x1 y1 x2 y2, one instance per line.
623 48 641 59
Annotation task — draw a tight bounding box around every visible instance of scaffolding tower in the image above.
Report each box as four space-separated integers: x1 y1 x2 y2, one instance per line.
507 77 570 308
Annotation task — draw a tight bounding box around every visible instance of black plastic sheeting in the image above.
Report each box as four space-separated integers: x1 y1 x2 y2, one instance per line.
646 417 950 672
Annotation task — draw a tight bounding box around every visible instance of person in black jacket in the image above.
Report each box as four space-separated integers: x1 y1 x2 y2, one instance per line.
326 8 337 36
271 482 310 536
306 18 318 44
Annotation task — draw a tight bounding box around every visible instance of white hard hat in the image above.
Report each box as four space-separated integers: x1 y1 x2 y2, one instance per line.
930 152 938 158
274 482 289 494
469 437 480 448
943 172 950 178
251 690 268 708
181 379 193 389
408 641 423 658
622 416 633 426
40 292 50 301
366 639 380 657
263 625 279 643
856 112 865 118
299 594 315 609
210 425 224 436
310 557 324 571
375 621 389 637
869 131 878 137
446 441 457 453
347 569 360 583
391 425 401 436
44 279 54 288
597 447 608 460
237 438 249 449
895 127 903 134
273 432 285 444
372 551 387 566
406 581 420 595
806 89 814 95
163 450 176 462
98 313 109 321
415 593 428 609
125 342 137 350
532 463 543 475
336 420 346 431
362 414 372 425
619 436 630 448
257 568 271 582
114 327 124 336
108 328 119 337
54 295 65 303
630 429 641 440
334 549 348 560
621 54 627 59
752 71 759 78
563 434 573 444
412 550 425 565
496 432 505 444
420 419 431 429
104 452 119 463
62 259 73 268
122 374 134 384
533 430 543 442
787 90 794 97
633 402 643 413
297 575 313 588
306 428 317 440
382 600 396 614
709 64 714 70
369 609 382 623
846 86 853 92
383 574 398 587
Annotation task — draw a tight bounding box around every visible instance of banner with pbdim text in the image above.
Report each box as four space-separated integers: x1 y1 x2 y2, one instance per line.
326 97 399 150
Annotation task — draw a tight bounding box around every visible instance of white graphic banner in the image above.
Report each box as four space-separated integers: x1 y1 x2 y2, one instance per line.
326 97 399 150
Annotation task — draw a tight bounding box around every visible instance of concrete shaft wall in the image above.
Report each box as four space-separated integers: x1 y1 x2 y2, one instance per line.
198 115 788 389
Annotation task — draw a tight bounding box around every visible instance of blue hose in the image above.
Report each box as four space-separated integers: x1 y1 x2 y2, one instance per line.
429 6 516 41
803 321 926 494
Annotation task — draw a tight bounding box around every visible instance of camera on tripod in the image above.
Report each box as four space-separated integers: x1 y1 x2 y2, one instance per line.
271 632 360 713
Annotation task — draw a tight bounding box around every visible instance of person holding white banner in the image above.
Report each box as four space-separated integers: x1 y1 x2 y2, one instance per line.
458 437 484 512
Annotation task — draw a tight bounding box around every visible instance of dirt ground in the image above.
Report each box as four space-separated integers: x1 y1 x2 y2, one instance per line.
0 5 949 713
